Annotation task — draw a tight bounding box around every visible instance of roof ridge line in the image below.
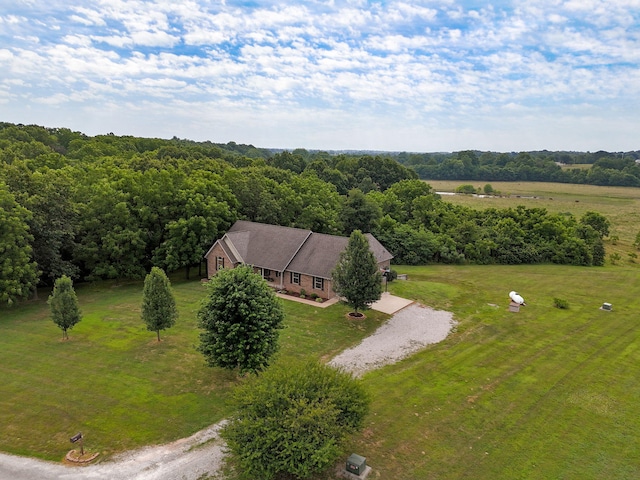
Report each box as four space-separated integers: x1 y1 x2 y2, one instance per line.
282 229 313 273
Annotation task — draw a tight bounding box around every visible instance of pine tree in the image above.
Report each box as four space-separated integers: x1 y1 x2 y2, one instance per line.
141 267 178 341
48 275 82 340
332 230 382 315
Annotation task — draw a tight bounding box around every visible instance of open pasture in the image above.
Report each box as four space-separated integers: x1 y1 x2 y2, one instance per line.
426 180 640 256
2 261 639 480
560 163 593 170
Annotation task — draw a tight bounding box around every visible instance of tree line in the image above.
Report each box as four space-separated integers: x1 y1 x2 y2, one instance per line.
1 122 610 306
393 150 640 186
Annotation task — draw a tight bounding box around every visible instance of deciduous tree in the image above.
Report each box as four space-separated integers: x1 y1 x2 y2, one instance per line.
48 275 81 340
222 360 369 480
141 267 178 341
0 182 38 305
197 265 284 374
580 211 610 238
332 230 382 315
340 188 381 235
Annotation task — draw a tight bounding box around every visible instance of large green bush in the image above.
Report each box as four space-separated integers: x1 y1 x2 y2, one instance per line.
198 265 284 374
222 360 370 479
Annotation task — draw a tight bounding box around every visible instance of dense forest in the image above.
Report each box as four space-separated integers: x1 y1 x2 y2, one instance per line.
1 122 610 305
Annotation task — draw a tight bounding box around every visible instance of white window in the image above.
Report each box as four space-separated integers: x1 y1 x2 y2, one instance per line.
216 256 225 270
313 277 324 290
291 272 300 285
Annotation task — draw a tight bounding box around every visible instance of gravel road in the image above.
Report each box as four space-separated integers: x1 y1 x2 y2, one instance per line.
0 302 455 480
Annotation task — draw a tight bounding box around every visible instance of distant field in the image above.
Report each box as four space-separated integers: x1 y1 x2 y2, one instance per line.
560 163 592 170
425 180 640 257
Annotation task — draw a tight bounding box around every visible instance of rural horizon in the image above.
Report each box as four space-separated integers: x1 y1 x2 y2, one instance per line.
2 117 640 479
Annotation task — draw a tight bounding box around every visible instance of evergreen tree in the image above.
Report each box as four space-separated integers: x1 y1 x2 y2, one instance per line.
141 267 178 341
332 230 382 315
197 265 284 374
48 275 81 340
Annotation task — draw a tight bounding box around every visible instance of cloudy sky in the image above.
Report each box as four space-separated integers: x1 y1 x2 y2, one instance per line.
1 1 639 152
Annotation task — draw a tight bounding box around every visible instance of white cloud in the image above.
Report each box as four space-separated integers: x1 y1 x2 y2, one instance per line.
130 30 180 47
0 14 26 25
0 0 638 151
62 34 92 46
69 14 99 26
70 7 107 26
95 35 132 48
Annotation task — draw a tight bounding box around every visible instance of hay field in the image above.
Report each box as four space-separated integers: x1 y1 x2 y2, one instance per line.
426 180 640 256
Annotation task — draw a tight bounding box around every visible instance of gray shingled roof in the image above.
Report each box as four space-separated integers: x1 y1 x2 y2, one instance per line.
364 233 394 264
288 232 394 278
287 232 348 278
210 221 394 279
226 220 312 271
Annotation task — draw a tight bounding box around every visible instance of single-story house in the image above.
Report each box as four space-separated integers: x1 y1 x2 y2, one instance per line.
204 220 393 300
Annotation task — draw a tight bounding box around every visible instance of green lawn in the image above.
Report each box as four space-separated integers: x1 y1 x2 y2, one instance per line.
3 264 639 479
0 278 389 461
344 264 640 480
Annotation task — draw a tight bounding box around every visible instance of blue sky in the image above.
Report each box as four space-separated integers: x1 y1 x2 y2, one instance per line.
1 0 639 152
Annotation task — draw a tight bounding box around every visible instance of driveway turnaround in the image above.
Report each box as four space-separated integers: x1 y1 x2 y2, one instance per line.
370 292 414 314
0 422 228 480
329 303 455 377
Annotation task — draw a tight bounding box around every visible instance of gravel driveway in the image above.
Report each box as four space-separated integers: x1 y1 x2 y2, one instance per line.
329 303 456 376
0 302 455 480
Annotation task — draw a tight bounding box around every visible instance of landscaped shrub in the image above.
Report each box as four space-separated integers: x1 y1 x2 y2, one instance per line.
222 360 369 480
553 297 570 309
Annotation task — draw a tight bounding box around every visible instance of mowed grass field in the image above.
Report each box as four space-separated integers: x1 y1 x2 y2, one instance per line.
347 263 640 480
1 182 639 479
0 280 390 461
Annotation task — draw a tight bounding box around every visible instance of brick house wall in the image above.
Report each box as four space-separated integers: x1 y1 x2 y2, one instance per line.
281 272 333 299
205 243 233 278
208 254 391 301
